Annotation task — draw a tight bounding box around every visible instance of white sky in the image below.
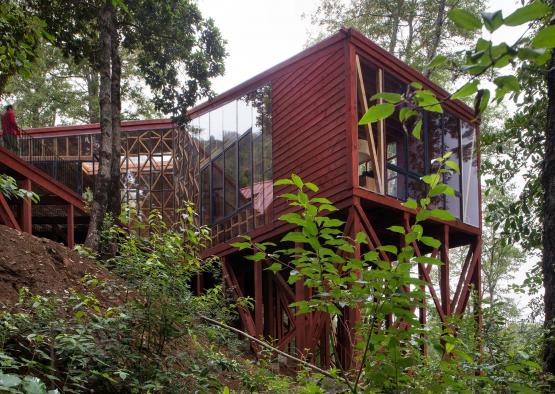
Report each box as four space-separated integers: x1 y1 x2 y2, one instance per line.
198 0 526 95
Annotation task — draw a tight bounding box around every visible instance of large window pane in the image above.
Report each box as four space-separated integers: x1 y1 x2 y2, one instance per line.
224 144 237 216
443 113 461 193
386 170 406 200
238 133 252 207
461 121 479 226
210 108 223 157
199 114 210 163
238 98 252 137
407 122 425 175
223 101 237 147
200 166 210 225
212 155 224 223
427 113 443 171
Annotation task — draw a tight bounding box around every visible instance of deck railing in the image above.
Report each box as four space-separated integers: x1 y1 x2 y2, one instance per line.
1 130 85 194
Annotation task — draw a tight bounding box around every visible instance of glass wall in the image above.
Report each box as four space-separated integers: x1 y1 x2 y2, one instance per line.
194 84 273 243
357 63 480 227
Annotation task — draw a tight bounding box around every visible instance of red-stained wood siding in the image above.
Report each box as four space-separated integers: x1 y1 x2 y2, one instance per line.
271 42 349 220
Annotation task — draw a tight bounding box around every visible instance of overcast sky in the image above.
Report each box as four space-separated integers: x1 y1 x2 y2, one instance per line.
197 0 526 95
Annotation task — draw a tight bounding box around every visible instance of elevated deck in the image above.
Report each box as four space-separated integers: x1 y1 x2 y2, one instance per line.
0 145 87 247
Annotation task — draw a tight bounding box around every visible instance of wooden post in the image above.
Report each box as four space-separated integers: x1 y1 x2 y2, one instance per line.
254 259 263 337
472 240 483 354
21 178 32 234
295 279 306 357
66 204 75 248
440 225 451 316
264 270 275 337
196 273 205 295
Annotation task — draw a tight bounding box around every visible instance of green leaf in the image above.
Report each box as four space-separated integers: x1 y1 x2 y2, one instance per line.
282 232 309 243
481 10 504 32
231 241 251 250
412 120 422 139
387 225 406 234
493 75 520 101
274 178 294 186
430 209 456 221
414 256 443 265
426 54 447 70
377 245 398 255
420 236 441 249
305 182 319 192
291 174 303 189
504 1 551 26
532 24 555 49
399 107 417 122
279 212 305 226
445 160 461 173
410 82 423 89
448 9 482 31
359 103 395 125
22 376 47 394
268 262 282 273
445 342 455 353
0 373 22 388
370 92 402 103
517 47 547 61
245 252 266 261
474 89 490 116
403 199 418 209
451 80 479 100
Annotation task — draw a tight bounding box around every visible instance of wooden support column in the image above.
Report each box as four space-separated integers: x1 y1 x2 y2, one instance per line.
21 178 32 234
254 259 263 337
66 204 75 249
196 273 205 295
471 240 483 354
295 278 307 356
440 225 451 317
264 270 276 338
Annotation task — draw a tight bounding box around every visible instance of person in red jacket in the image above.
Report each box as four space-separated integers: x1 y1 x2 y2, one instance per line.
1 105 21 153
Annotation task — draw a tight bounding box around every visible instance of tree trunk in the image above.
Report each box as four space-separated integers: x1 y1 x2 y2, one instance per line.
108 11 122 219
85 68 100 124
543 3 555 379
84 2 113 251
423 0 446 78
387 1 404 54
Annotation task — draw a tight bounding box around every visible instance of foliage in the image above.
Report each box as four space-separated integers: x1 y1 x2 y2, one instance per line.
0 173 39 202
31 0 227 125
3 45 159 127
0 1 50 97
235 172 547 392
306 0 485 85
0 202 297 393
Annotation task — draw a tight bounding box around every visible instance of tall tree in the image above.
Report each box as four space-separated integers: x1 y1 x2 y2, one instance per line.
306 0 485 84
0 1 48 97
32 0 226 250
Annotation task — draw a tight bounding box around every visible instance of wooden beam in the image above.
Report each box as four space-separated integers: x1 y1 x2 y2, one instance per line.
455 239 482 315
254 260 263 337
450 243 475 312
440 225 451 316
66 204 74 249
356 55 383 193
0 193 21 231
21 178 32 234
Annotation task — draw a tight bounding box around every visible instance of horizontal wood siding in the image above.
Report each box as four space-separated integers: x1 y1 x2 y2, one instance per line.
272 42 349 221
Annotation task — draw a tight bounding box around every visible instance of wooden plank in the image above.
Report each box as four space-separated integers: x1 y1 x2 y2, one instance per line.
440 225 451 316
21 178 32 234
356 55 383 193
455 239 482 315
0 193 21 231
66 204 75 249
254 260 263 337
450 243 475 312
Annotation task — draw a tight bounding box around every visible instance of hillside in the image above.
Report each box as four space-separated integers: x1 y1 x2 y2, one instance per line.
0 225 295 393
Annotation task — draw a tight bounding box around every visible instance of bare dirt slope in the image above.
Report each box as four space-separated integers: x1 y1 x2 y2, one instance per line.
0 224 112 305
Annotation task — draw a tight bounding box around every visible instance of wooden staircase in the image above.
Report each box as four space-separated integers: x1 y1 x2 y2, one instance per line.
0 145 88 247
